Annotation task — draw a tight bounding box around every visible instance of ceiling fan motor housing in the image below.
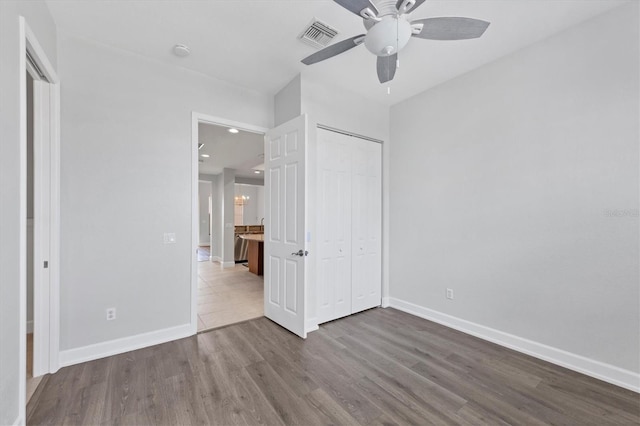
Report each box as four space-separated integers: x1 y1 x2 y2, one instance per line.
364 15 412 56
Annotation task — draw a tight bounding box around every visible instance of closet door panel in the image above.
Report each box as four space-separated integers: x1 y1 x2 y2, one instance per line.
352 140 382 313
317 130 352 323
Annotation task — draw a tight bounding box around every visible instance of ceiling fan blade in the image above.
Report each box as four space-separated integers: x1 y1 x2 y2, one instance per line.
301 34 366 65
411 17 490 40
396 0 427 14
377 54 397 84
334 0 379 19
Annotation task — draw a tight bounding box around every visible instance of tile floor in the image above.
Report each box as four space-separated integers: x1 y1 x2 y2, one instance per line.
197 260 264 331
26 333 43 403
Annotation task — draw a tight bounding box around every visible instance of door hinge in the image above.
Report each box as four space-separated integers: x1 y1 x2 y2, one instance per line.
43 261 49 268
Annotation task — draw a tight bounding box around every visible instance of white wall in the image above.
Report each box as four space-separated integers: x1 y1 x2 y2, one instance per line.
274 74 301 127
222 168 236 264
198 181 211 246
235 183 264 225
0 1 57 423
256 185 265 225
301 74 389 143
390 2 639 380
199 173 222 259
58 35 272 353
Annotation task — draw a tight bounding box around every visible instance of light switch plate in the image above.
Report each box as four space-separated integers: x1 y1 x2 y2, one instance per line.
163 233 176 244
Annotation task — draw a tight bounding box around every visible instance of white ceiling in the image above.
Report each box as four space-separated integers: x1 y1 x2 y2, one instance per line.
46 0 626 105
198 123 264 179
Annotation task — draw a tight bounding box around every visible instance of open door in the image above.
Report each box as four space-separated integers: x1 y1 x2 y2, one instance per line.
32 79 52 377
264 115 308 338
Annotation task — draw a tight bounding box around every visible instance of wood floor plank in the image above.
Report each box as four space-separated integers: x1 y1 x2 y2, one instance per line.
28 308 640 425
304 387 361 425
335 333 468 423
244 360 331 426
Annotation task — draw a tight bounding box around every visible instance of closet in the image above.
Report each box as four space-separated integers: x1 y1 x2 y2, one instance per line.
316 128 382 324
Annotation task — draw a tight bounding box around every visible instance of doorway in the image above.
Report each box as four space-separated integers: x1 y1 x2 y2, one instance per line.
191 113 268 333
19 16 61 416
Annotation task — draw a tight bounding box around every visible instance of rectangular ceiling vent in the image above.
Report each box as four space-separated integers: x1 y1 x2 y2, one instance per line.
298 19 338 49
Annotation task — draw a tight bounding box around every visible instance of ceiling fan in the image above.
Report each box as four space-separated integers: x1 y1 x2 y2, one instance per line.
301 0 490 84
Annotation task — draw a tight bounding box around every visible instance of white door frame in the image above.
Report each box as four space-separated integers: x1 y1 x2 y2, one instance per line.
190 112 268 334
18 15 61 417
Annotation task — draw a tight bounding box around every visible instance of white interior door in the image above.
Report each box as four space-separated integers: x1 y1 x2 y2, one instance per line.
351 138 382 313
264 115 308 338
32 79 51 377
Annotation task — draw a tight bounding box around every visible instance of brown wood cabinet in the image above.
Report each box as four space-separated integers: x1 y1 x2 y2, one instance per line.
240 234 264 276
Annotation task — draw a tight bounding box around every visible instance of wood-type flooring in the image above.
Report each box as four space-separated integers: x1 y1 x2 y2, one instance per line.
27 308 639 425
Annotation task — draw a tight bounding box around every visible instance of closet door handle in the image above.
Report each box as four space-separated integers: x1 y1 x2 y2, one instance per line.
291 249 309 257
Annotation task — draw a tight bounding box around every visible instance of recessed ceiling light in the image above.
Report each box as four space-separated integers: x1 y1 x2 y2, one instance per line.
201 154 210 158
228 128 239 134
254 170 261 174
173 44 190 57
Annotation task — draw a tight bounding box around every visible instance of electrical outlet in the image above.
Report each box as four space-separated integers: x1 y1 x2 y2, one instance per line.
106 307 116 321
446 288 454 300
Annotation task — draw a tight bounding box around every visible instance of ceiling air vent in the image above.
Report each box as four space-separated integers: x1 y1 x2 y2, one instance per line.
298 19 338 49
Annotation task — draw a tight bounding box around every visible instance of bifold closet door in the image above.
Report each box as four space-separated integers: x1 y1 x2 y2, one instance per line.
351 138 382 313
317 129 382 323
317 130 352 323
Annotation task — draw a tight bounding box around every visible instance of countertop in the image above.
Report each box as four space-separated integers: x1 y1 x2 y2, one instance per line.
239 233 264 242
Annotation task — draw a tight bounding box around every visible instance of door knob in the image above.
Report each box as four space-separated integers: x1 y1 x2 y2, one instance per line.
291 249 309 257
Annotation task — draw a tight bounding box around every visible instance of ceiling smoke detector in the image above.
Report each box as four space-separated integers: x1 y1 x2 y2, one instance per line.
173 44 190 57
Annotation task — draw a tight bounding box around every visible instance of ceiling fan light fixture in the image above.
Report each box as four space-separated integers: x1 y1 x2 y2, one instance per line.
364 16 411 56
360 7 380 21
397 0 416 14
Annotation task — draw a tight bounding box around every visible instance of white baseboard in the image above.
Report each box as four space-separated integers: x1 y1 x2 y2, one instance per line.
306 318 319 335
389 297 640 393
381 297 390 308
211 256 222 262
221 261 235 268
11 414 22 426
59 323 193 368
26 320 33 334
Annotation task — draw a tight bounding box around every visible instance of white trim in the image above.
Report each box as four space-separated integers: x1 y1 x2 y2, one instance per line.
18 18 28 426
11 415 21 426
27 320 33 334
23 23 58 83
191 112 269 336
193 112 268 135
389 297 640 393
19 16 62 386
211 255 222 262
59 324 192 367
221 261 235 269
381 297 390 308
